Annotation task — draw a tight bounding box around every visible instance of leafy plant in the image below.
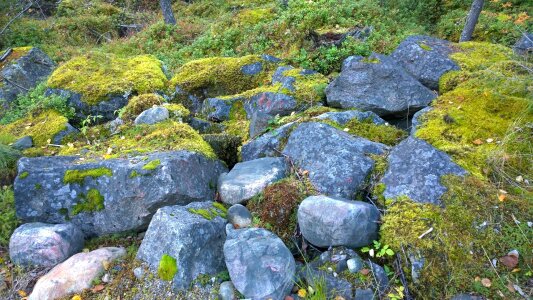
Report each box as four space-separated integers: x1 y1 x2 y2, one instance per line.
387 286 405 300
80 115 103 136
361 240 395 258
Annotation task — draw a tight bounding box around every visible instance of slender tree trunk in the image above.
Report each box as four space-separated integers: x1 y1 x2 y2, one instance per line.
460 0 484 42
159 0 176 25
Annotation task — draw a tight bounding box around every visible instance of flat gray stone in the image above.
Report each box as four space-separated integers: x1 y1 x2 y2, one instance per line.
12 136 33 150
218 157 288 205
241 122 296 161
134 106 169 125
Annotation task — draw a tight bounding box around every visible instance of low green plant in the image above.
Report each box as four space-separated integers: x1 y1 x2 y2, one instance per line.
0 186 18 247
361 240 395 258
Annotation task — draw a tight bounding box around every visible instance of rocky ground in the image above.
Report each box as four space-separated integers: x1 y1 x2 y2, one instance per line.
0 22 531 300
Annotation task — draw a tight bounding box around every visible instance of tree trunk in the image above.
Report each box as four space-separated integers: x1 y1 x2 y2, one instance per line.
159 0 176 25
459 0 484 42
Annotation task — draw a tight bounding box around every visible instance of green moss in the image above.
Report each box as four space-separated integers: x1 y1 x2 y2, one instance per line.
450 42 515 72
0 109 68 147
34 183 42 190
223 101 250 141
418 43 432 51
188 203 227 220
72 188 105 215
164 103 190 120
281 68 329 106
169 55 275 98
142 159 161 171
0 186 18 247
235 8 274 25
63 167 113 184
360 57 381 63
0 47 32 70
18 171 28 179
47 53 167 105
158 254 177 281
120 94 164 122
344 118 406 146
129 170 139 178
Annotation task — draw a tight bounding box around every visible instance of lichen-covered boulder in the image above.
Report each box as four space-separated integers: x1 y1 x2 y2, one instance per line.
224 227 295 300
9 222 84 267
391 35 460 91
380 137 466 205
326 53 436 116
241 122 296 161
134 106 169 125
0 47 55 105
513 32 532 56
29 247 125 300
14 151 227 236
314 110 386 126
298 195 379 248
282 122 387 198
244 91 297 137
202 97 237 122
218 157 288 205
136 202 227 290
46 53 167 124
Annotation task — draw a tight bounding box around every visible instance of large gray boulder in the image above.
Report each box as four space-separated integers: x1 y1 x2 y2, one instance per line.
314 110 386 126
136 202 227 290
201 97 237 122
282 122 387 198
9 222 84 267
326 53 436 117
244 92 297 137
391 35 460 91
14 151 227 236
134 106 169 125
224 227 295 300
298 195 379 248
218 157 288 205
241 122 296 161
380 137 466 205
0 47 55 105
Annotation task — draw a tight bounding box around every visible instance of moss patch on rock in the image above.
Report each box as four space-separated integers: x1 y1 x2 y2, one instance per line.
47 53 167 105
343 118 406 146
72 188 105 215
158 254 177 281
0 109 68 147
142 159 161 171
120 93 164 122
282 68 329 105
63 167 113 184
0 47 32 71
188 203 227 220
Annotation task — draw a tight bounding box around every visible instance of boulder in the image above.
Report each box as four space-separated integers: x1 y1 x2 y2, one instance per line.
134 106 169 125
282 122 387 198
380 137 466 205
227 204 253 229
241 62 263 75
314 110 386 126
326 53 436 117
391 35 460 90
14 151 227 236
297 195 379 248
410 107 432 136
513 32 532 56
9 222 84 267
29 247 125 300
188 117 225 134
0 47 55 105
201 97 236 122
12 136 33 150
136 202 227 290
218 157 288 205
241 122 296 161
52 123 78 144
219 281 236 300
224 227 295 300
244 92 297 137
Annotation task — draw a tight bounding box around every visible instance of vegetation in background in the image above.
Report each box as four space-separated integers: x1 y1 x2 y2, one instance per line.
0 186 18 247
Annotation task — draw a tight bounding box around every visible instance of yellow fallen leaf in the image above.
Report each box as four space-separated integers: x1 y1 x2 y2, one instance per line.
498 194 507 202
72 295 82 300
473 139 483 145
18 290 27 297
297 288 307 297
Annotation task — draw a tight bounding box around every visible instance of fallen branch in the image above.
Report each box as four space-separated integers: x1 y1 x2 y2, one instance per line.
418 227 434 239
0 48 12 62
0 1 33 37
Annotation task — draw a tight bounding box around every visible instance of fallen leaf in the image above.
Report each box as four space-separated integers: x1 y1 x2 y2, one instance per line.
481 278 492 288
473 139 483 145
360 268 370 275
91 284 105 293
18 290 27 297
515 175 524 183
498 194 507 202
71 295 83 300
499 254 518 269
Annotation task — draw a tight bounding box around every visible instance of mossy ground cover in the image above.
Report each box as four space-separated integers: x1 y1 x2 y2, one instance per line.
119 93 164 122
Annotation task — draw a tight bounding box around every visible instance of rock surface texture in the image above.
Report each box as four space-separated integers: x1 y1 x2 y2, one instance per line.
29 247 126 300
224 227 295 300
241 122 296 161
314 110 386 126
136 202 227 290
298 195 380 248
218 157 287 205
134 106 169 125
391 35 460 90
381 137 466 205
9 222 84 268
326 53 436 116
282 122 387 198
14 151 227 236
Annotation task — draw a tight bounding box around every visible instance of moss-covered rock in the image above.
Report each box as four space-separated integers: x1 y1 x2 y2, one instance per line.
120 93 164 122
0 145 20 186
63 167 113 184
158 254 178 281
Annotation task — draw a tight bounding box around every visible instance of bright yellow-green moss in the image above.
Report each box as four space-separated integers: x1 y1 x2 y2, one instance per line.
158 254 177 281
344 118 406 146
451 42 515 72
163 103 190 120
0 109 68 147
18 171 28 179
188 203 227 220
278 106 338 125
72 188 105 215
63 167 113 184
222 101 250 141
235 8 274 25
0 47 32 70
61 121 216 159
418 43 432 51
282 68 329 105
314 26 352 35
129 170 139 178
142 159 161 171
47 53 167 105
120 94 164 122
169 55 275 98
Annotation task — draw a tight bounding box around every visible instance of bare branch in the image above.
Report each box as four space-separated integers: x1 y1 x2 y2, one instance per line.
0 1 33 37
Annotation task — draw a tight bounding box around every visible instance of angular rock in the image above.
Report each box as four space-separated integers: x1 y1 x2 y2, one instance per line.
314 110 386 126
391 35 460 90
369 262 390 294
282 122 387 198
9 222 84 267
227 204 253 229
136 202 227 290
355 289 376 300
29 247 125 300
298 195 379 248
244 92 297 137
380 137 466 205
14 151 227 236
134 106 169 125
218 157 288 205
347 256 364 273
326 53 436 116
513 32 532 56
241 122 296 161
241 62 263 75
0 48 55 105
410 107 432 136
12 136 33 150
52 123 78 144
224 227 295 300
272 66 297 91
188 117 225 134
202 97 236 122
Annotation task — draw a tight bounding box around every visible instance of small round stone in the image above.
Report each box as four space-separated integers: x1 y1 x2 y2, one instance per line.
219 281 235 300
227 204 252 229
